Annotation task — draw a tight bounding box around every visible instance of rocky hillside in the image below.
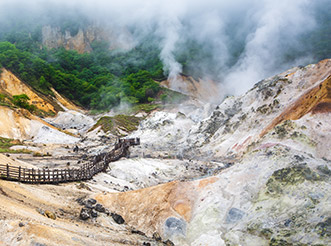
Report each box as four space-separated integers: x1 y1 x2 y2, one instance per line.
42 25 133 53
107 59 330 245
0 69 61 114
133 59 331 161
0 60 329 246
160 75 220 103
0 68 82 142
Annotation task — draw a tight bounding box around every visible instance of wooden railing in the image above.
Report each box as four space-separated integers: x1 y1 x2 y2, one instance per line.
0 138 140 184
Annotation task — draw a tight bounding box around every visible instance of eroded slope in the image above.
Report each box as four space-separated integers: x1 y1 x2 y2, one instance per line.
94 59 331 245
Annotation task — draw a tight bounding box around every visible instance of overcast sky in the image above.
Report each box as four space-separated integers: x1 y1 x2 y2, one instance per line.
0 0 327 100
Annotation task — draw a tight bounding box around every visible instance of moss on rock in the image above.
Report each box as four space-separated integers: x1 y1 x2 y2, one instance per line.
266 165 323 196
315 217 331 237
273 120 296 138
269 237 292 246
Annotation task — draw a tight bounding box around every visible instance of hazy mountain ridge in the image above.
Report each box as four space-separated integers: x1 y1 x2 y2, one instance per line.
0 0 329 104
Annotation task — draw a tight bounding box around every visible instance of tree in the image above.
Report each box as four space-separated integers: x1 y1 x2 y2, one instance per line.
12 94 36 112
39 76 48 90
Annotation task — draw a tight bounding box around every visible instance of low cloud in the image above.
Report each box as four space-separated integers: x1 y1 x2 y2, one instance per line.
0 0 326 101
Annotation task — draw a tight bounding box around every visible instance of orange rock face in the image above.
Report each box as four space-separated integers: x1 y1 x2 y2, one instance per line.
95 176 218 237
0 69 59 114
50 88 81 111
260 59 331 137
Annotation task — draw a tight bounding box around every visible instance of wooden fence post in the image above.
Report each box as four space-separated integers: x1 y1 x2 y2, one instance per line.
38 169 41 183
55 169 58 183
6 164 9 179
31 168 33 183
49 169 52 183
18 166 21 182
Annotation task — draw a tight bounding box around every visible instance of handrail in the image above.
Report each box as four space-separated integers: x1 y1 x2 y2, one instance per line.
0 138 140 184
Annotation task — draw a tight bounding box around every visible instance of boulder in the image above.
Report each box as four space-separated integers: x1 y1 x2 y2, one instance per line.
95 204 105 213
111 213 125 224
80 208 90 220
44 210 56 220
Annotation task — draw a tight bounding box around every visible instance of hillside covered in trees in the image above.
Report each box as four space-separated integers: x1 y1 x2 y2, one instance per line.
0 1 329 110
0 39 167 110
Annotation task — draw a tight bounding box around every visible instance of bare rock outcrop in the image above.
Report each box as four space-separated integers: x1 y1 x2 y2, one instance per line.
94 59 331 245
161 74 220 103
42 25 134 54
137 59 331 161
0 69 61 114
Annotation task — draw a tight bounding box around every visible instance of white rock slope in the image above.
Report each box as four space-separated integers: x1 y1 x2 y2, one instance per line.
96 59 331 245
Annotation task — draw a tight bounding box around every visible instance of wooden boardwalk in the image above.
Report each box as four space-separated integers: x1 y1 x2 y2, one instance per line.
0 138 140 184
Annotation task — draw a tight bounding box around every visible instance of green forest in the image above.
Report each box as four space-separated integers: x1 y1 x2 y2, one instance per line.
0 37 168 110
0 5 329 111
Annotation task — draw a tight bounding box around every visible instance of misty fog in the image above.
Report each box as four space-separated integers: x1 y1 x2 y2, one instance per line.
0 0 329 102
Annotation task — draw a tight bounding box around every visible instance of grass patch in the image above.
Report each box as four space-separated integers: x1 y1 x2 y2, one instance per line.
129 103 162 114
89 114 141 137
113 114 141 132
0 137 19 149
0 137 31 153
0 148 31 154
89 116 114 133
33 152 52 157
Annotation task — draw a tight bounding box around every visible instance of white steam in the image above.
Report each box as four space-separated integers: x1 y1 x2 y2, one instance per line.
155 3 185 90
0 0 323 100
223 0 316 94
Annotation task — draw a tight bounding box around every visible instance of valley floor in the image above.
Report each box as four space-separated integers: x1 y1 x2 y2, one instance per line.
0 59 330 246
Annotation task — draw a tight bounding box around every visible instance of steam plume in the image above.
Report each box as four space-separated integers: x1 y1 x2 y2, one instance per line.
0 0 327 101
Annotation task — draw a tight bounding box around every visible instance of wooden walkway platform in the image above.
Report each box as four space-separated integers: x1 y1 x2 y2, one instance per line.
0 138 140 184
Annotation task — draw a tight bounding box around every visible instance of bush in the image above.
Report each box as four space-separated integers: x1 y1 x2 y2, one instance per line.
160 94 167 103
12 94 37 112
147 97 155 102
0 94 6 102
